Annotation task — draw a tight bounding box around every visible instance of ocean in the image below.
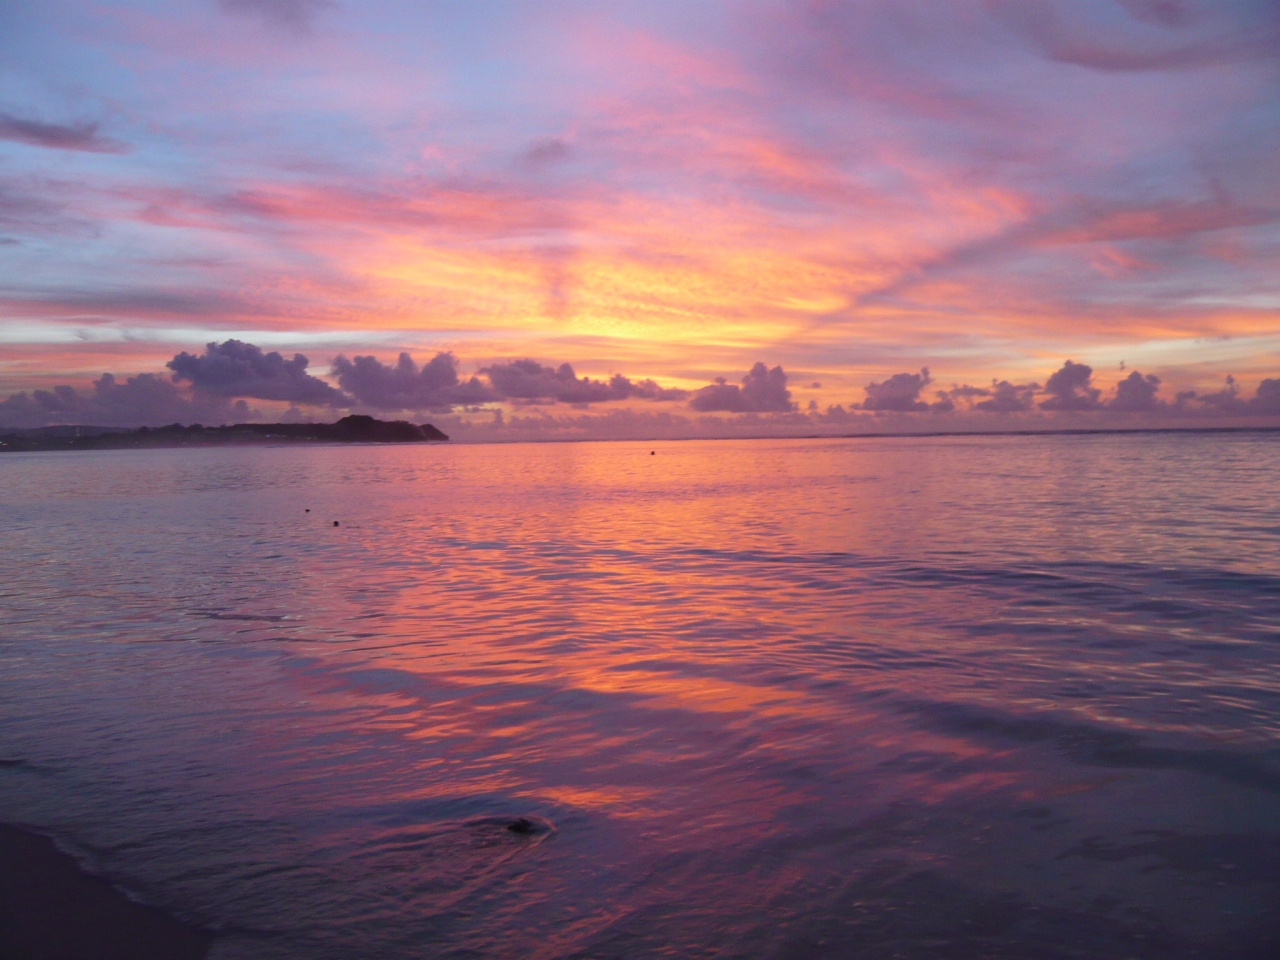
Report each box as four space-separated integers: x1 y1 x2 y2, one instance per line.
2 433 1278 958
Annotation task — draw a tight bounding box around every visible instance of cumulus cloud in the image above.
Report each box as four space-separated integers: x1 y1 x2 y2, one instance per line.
485 359 625 404
330 353 686 409
168 339 347 406
942 367 1172 416
974 380 1040 413
1184 375 1249 415
0 112 129 154
481 359 687 405
0 374 251 429
331 351 495 411
629 378 690 402
1252 378 1280 415
1039 360 1102 412
689 362 792 413
862 368 932 412
1109 370 1280 418
6 345 1280 432
1110 370 1164 412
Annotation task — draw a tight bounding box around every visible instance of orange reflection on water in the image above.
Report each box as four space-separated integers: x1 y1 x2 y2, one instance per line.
5 433 1280 957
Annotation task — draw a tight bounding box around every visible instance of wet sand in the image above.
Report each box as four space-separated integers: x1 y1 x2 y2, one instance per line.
0 824 210 960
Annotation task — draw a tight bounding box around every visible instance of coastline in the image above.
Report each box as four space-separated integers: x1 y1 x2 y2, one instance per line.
437 422 1280 446
0 823 211 960
2 420 1278 454
0 414 448 454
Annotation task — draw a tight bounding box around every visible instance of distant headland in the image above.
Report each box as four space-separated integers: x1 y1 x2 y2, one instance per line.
0 415 448 453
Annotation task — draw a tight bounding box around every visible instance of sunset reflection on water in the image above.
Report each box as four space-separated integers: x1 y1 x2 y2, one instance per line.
2 433 1279 958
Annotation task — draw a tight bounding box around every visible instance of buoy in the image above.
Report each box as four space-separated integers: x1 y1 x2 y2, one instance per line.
650 451 655 455
305 508 310 513
333 521 339 527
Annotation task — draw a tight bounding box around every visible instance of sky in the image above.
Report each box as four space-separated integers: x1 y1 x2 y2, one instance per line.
1 0 1278 437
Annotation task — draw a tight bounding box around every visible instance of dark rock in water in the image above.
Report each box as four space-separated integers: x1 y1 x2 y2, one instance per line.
333 521 339 527
305 509 310 513
506 818 536 835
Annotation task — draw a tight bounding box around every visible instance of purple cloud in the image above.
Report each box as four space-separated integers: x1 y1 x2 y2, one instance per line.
168 340 347 406
7 347 1280 433
863 368 932 412
1110 370 1164 412
1187 375 1249 415
689 363 792 413
1039 360 1102 412
1251 378 1280 415
0 113 128 154
0 374 251 429
481 359 687 406
973 380 1040 414
331 351 495 411
1000 0 1280 72
485 360 626 404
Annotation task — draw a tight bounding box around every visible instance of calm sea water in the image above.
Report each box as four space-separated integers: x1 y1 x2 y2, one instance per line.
2 433 1278 959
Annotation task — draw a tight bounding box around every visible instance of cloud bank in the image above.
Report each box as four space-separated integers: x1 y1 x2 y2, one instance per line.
168 340 346 406
481 360 688 406
0 374 252 429
4 342 1279 437
690 363 792 413
863 369 935 413
331 352 494 410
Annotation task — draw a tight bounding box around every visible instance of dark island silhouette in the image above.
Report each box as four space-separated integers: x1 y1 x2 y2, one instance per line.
0 415 448 453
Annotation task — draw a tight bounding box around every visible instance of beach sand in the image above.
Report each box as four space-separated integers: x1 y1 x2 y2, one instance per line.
0 824 210 960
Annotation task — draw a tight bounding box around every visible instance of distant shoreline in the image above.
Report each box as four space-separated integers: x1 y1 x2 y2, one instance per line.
426 423 1280 445
0 415 448 453
2 419 1278 453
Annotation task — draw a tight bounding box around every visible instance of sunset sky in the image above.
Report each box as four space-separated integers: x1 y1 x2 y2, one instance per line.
2 0 1278 435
